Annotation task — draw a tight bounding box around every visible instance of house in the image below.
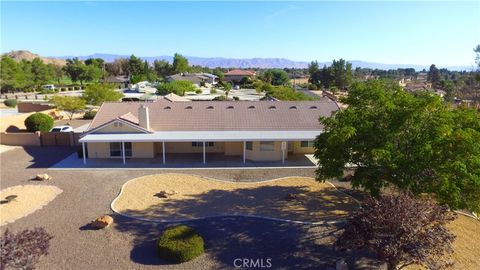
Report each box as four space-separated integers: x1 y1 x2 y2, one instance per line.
101 75 129 88
78 97 339 165
224 69 256 83
166 73 218 86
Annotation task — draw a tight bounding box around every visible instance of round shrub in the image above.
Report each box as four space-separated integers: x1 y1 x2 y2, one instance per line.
24 113 54 132
4 99 17 107
157 225 204 263
195 89 202 94
83 110 97 120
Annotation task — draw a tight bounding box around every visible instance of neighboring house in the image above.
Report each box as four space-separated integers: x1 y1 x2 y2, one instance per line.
79 96 339 165
166 73 218 86
224 69 256 83
102 76 129 88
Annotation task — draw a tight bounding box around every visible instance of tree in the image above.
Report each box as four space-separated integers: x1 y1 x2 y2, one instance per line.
308 61 321 86
474 44 480 70
428 64 441 87
31 58 53 88
172 53 189 74
337 193 455 270
24 113 54 132
128 55 144 77
156 80 196 96
154 59 172 79
63 58 86 84
314 80 480 212
265 86 312 101
0 228 53 270
330 58 352 90
50 96 86 120
262 69 290 86
0 56 23 92
223 82 232 98
82 83 124 105
79 64 102 83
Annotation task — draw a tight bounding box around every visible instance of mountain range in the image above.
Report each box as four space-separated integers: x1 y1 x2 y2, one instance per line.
3 50 473 71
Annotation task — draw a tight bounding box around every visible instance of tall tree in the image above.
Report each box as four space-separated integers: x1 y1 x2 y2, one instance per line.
314 80 480 212
428 64 441 87
50 95 86 120
172 53 189 74
308 61 321 85
82 83 124 105
262 69 290 86
31 58 53 87
128 55 144 77
153 60 172 79
63 58 86 84
474 44 480 70
330 58 352 90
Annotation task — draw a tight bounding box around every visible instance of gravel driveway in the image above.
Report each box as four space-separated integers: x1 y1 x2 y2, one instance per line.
0 146 357 270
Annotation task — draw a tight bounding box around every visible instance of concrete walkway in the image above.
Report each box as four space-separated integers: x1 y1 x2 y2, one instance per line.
50 153 317 169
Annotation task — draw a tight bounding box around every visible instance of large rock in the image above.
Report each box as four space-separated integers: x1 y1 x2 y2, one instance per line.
34 174 51 181
91 215 113 229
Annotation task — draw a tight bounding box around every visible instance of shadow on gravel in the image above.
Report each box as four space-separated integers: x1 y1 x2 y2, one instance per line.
22 146 77 168
113 213 344 269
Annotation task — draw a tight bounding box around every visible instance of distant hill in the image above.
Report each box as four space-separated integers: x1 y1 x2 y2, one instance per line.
4 50 66 66
2 50 473 71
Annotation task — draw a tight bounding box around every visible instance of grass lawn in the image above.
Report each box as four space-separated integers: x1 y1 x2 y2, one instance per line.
112 173 358 222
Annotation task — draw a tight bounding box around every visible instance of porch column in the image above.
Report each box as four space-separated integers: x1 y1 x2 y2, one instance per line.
121 142 126 165
281 141 286 164
162 141 166 164
82 142 86 165
243 141 246 164
203 141 206 164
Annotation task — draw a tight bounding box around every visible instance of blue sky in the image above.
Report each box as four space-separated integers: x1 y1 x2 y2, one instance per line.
1 1 479 66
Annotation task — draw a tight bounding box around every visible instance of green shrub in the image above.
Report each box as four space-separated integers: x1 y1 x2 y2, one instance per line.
4 99 17 107
83 110 97 120
157 225 204 263
210 89 217 94
24 113 54 132
195 89 202 94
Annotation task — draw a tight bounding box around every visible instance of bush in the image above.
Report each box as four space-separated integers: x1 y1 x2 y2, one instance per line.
210 89 217 94
24 113 54 132
195 89 202 94
0 227 53 270
337 193 456 270
157 225 204 263
233 96 239 101
83 110 97 120
4 99 17 107
308 83 319 90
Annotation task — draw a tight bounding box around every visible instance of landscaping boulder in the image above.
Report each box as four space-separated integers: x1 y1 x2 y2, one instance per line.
91 215 113 229
34 174 52 181
155 190 178 198
336 259 349 270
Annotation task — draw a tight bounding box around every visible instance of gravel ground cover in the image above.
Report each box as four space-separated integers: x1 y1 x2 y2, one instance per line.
113 174 357 222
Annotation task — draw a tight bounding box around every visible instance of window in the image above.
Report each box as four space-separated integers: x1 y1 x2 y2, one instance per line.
206 106 214 109
309 106 318 110
300 141 314 148
192 142 214 147
226 106 234 109
164 106 171 110
289 106 297 110
185 106 193 109
248 105 255 109
110 142 132 157
246 141 253 150
268 106 276 110
260 141 275 151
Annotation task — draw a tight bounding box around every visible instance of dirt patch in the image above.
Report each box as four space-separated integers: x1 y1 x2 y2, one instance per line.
0 185 62 226
112 173 358 222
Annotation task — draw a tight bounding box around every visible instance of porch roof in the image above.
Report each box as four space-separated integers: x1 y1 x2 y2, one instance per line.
79 130 322 143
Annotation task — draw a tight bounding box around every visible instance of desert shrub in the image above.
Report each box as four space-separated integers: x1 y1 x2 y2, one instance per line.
308 83 318 90
0 227 53 270
195 89 202 94
233 96 239 101
210 89 217 94
337 193 456 270
213 95 228 101
4 99 17 107
24 113 54 132
157 225 204 263
83 110 97 120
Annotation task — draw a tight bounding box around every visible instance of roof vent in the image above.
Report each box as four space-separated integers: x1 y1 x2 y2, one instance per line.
268 106 276 110
309 106 318 110
206 106 214 109
164 106 171 110
289 106 297 110
185 106 192 109
226 106 234 109
248 106 255 109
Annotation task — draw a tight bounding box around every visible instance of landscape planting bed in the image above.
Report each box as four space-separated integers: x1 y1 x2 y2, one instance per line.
112 173 358 223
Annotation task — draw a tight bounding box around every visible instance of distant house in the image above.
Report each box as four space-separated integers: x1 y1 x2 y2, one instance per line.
224 69 256 83
166 73 218 87
102 76 129 88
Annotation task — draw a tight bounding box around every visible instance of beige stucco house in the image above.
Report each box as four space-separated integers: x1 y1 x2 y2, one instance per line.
79 95 339 165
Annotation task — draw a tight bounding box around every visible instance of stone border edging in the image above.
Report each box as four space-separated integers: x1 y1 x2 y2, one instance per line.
110 173 354 225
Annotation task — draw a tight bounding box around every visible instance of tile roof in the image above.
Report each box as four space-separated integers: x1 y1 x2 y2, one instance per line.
224 69 256 76
88 97 339 132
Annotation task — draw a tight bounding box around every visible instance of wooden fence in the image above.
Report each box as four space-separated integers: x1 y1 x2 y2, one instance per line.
0 132 82 147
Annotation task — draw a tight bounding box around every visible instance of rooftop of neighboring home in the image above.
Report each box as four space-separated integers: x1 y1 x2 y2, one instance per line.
86 95 339 133
166 73 218 84
224 69 256 76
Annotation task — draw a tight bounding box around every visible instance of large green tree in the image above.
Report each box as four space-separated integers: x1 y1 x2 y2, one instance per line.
63 58 86 84
82 83 124 105
330 58 352 90
262 69 290 86
172 53 189 74
314 80 480 212
128 55 145 77
50 95 86 120
428 64 441 87
156 80 196 96
153 59 173 79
